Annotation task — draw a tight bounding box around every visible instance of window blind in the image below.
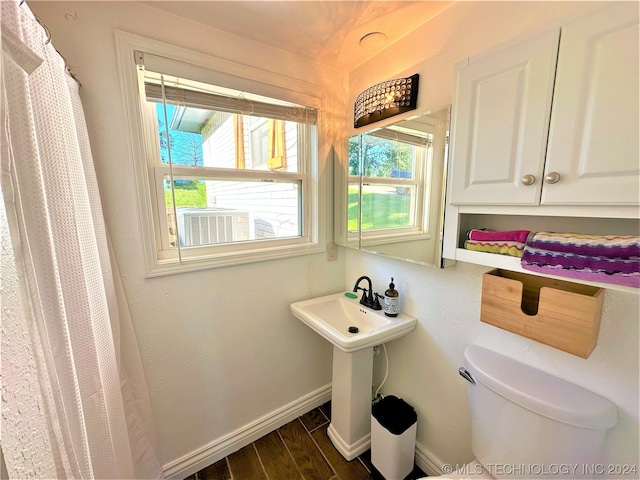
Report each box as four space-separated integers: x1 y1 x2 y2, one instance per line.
145 83 317 124
368 128 432 148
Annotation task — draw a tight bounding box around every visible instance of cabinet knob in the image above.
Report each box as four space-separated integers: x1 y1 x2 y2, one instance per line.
521 174 536 186
544 172 561 184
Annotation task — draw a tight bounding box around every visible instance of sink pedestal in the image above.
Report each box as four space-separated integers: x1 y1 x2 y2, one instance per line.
290 292 417 460
326 345 374 460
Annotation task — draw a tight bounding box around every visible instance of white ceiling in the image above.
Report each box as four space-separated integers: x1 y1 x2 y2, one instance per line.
141 1 453 69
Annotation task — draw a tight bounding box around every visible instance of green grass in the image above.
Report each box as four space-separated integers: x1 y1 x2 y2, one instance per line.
166 183 410 231
348 188 412 231
165 181 208 208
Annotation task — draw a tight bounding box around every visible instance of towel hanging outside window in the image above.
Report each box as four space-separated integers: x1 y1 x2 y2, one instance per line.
267 119 286 170
234 114 245 169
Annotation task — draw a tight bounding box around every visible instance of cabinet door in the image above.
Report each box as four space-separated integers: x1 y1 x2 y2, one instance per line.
449 29 559 205
543 4 639 205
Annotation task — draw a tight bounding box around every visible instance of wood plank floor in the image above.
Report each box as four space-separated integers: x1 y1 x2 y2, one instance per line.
186 402 427 480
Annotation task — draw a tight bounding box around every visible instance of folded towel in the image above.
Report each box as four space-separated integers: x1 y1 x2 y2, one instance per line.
521 246 640 288
468 229 531 244
464 240 525 257
528 232 640 259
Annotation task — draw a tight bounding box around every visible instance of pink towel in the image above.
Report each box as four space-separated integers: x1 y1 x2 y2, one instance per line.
468 229 530 244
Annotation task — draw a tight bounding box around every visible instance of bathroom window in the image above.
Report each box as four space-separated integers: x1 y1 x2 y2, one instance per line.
116 35 323 275
348 129 433 245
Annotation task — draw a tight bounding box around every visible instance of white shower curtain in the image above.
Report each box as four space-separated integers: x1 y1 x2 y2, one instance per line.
1 1 163 478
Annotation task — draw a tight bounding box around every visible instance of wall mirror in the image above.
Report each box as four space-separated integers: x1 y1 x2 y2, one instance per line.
335 106 451 268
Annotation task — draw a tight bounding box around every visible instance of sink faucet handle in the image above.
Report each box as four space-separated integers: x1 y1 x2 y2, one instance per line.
372 293 383 311
358 288 369 306
367 288 375 304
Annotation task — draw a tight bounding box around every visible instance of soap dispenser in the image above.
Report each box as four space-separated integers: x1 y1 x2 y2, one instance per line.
384 277 399 317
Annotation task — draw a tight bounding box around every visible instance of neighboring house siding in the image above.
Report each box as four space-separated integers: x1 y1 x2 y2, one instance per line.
202 113 236 169
201 115 300 240
208 182 299 239
282 122 298 173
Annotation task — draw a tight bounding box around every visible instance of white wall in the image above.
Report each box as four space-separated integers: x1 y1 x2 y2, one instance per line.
29 1 346 473
28 0 639 476
348 1 639 474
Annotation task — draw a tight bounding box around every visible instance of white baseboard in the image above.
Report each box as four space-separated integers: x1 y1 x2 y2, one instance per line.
163 384 332 479
326 424 371 461
415 441 445 477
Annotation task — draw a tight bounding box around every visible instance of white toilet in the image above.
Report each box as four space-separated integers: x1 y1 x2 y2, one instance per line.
424 345 618 480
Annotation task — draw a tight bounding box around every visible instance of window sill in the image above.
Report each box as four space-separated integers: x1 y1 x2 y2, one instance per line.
359 231 431 248
144 241 323 277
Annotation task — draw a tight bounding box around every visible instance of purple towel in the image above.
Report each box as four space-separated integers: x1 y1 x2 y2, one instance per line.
528 232 640 259
521 263 640 288
521 247 640 288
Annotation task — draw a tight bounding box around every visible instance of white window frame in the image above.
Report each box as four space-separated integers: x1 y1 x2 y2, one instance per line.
347 132 434 247
152 166 306 255
249 118 269 168
115 31 325 276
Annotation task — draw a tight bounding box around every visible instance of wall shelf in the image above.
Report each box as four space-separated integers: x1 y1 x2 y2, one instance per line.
455 248 639 295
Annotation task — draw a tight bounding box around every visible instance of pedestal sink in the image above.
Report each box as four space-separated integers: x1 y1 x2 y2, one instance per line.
291 292 417 460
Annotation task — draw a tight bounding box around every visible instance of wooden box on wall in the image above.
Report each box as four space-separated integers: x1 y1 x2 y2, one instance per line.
481 269 605 358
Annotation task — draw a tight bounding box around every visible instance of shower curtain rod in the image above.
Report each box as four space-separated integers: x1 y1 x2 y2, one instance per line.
18 0 82 87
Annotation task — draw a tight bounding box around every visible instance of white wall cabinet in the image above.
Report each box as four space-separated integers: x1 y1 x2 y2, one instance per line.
543 6 639 205
449 29 559 205
443 3 640 293
450 3 639 207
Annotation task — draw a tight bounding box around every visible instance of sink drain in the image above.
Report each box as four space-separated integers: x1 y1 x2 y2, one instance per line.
348 326 359 333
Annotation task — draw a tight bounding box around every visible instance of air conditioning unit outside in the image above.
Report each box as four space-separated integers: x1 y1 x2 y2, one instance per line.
176 208 250 247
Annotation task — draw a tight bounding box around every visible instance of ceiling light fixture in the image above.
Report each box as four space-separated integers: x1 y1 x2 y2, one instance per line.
359 32 387 51
354 74 420 128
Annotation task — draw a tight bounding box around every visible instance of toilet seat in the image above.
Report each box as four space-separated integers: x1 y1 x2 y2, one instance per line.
419 460 494 480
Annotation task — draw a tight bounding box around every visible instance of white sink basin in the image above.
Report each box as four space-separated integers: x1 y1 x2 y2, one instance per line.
291 292 417 352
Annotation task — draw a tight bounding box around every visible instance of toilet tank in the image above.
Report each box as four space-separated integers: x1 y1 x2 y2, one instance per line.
463 346 617 479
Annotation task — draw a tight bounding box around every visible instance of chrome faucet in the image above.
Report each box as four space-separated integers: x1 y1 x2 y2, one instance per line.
352 276 382 310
